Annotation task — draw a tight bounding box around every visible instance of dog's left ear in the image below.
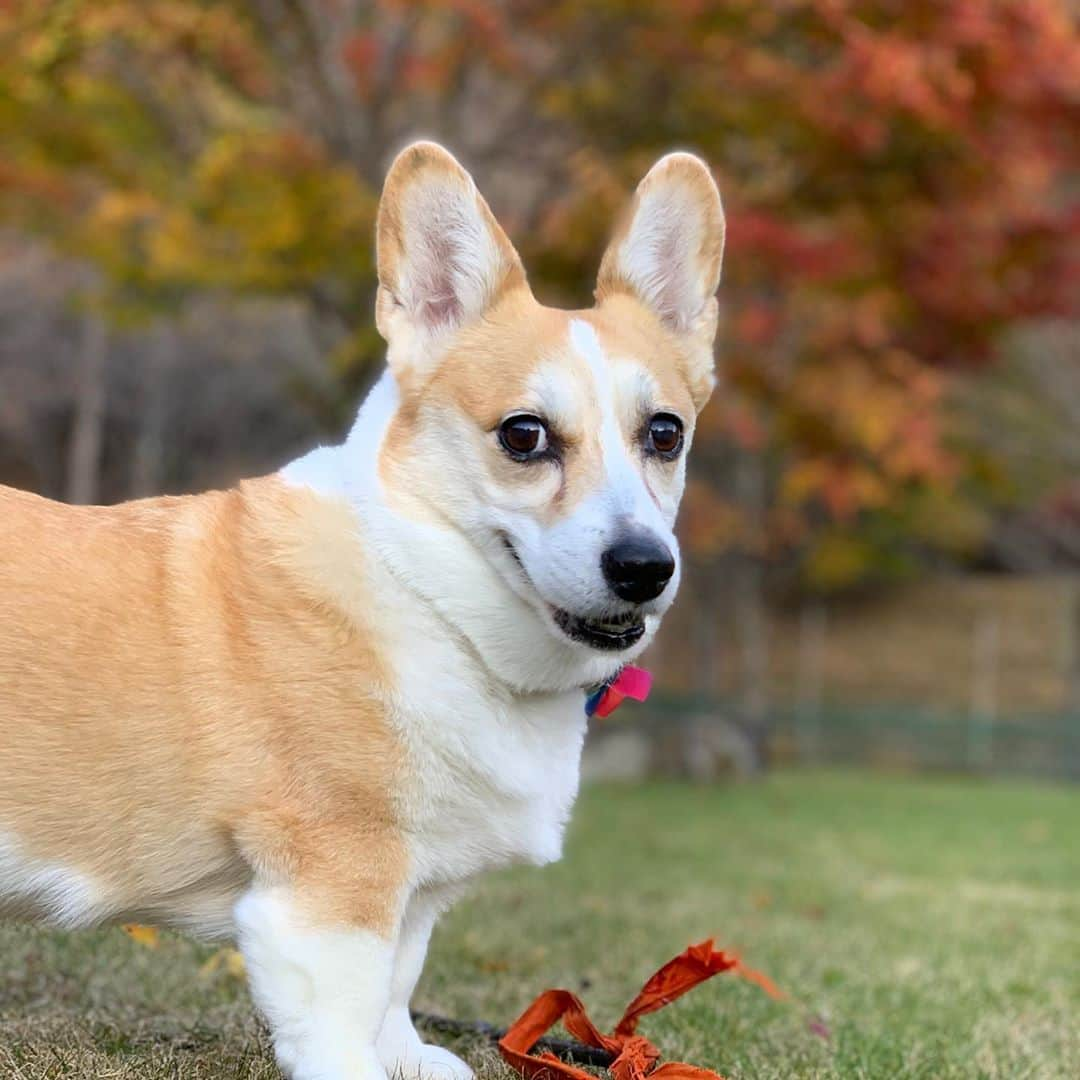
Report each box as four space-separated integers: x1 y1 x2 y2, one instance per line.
376 141 528 380
596 153 724 409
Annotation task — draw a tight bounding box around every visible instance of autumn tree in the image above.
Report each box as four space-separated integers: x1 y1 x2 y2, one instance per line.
0 0 1075 579
516 0 1079 590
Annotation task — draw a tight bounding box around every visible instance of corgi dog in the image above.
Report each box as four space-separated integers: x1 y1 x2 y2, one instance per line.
0 141 724 1080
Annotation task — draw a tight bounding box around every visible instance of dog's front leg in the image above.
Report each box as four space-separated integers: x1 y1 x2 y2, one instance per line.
377 886 473 1080
235 883 399 1080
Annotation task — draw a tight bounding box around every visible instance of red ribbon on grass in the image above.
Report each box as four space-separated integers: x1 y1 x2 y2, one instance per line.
498 939 784 1080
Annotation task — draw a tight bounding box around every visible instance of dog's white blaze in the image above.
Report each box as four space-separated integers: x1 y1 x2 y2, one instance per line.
0 833 106 927
568 319 671 535
527 360 583 442
569 319 626 492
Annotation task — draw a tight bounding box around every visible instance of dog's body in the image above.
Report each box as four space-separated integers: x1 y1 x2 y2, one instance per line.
0 143 724 1080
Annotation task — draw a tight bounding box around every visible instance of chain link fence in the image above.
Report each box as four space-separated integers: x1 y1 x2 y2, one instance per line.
634 694 1080 783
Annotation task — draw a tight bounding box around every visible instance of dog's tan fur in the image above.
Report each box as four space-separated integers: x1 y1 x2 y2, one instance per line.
0 478 405 934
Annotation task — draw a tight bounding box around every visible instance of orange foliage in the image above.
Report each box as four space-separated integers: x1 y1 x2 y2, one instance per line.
0 0 1075 585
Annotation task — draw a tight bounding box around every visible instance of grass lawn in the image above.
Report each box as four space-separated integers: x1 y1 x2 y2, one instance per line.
1 771 1077 1078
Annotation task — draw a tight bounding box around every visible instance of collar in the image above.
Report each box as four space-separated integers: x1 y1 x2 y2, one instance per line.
584 665 653 719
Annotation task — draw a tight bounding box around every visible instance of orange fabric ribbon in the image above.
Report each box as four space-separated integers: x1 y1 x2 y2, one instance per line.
498 939 783 1080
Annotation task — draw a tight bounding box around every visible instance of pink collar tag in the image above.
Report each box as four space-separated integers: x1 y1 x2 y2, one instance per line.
585 665 653 719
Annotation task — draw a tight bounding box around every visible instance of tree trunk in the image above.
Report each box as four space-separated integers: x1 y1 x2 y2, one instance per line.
734 450 770 771
131 324 175 498
65 315 107 505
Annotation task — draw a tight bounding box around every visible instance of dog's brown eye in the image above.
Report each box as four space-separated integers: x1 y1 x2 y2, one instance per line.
647 414 683 457
498 414 549 459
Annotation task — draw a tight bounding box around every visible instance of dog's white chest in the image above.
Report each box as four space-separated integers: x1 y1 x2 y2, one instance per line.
392 654 588 888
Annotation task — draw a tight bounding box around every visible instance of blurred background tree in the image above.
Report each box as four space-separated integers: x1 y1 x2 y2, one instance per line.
0 0 1077 767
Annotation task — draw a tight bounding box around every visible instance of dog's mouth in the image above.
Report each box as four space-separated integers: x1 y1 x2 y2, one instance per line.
551 607 646 651
499 534 646 652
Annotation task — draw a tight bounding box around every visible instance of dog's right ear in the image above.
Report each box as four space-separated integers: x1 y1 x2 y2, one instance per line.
375 141 527 380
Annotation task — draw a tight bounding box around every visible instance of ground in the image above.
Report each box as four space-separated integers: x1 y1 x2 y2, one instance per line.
1 772 1077 1079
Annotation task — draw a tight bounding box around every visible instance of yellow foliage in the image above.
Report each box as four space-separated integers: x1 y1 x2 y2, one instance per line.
199 947 247 980
804 533 875 591
122 923 160 949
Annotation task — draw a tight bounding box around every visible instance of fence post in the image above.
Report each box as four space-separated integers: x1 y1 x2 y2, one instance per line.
1061 580 1080 715
734 452 770 771
796 603 826 764
1060 580 1080 781
969 614 999 772
65 313 107 505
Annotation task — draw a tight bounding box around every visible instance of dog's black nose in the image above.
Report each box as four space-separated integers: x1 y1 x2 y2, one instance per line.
601 534 675 603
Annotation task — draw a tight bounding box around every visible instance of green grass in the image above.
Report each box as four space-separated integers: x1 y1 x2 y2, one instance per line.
1 772 1077 1078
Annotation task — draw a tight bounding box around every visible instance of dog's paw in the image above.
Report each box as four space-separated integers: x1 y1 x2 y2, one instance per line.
378 1007 473 1080
388 1042 474 1080
276 1041 388 1080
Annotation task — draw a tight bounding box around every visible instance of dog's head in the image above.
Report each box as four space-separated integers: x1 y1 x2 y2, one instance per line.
372 142 723 685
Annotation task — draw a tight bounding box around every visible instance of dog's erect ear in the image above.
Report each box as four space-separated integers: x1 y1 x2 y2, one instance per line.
596 153 724 405
375 141 527 375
